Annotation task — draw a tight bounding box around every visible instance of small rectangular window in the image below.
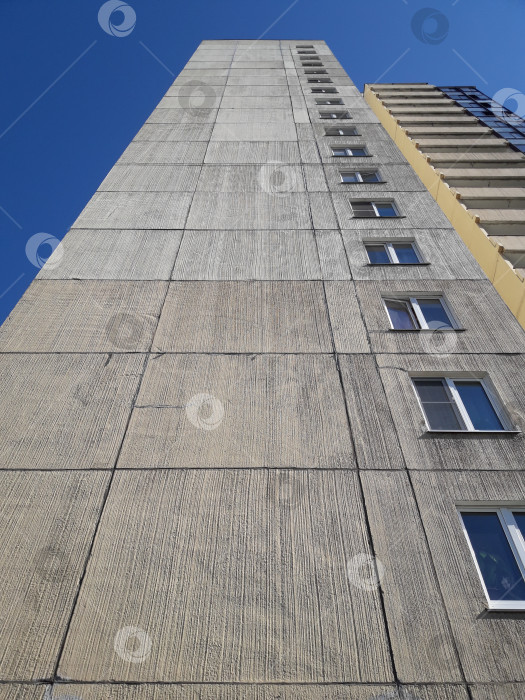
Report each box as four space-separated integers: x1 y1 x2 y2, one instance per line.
326 127 357 136
384 296 457 330
311 88 338 94
413 377 511 432
351 201 398 217
365 242 422 265
308 78 332 84
340 170 380 183
305 70 327 75
331 146 368 156
460 508 525 610
321 111 350 119
296 45 314 48
298 50 317 54
316 98 344 105
302 62 323 67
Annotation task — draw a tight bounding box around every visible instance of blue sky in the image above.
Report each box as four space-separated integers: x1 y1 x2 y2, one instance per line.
0 0 524 323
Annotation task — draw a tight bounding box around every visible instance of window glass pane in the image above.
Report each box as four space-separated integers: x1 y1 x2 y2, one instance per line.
352 202 376 217
393 243 419 264
417 298 453 329
360 171 381 183
341 172 359 183
413 379 463 430
366 244 390 264
462 512 525 602
351 148 367 156
512 513 525 543
455 381 504 431
332 148 347 156
385 300 418 330
375 202 397 217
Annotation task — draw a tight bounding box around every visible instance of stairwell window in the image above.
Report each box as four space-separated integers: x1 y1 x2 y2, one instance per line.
331 146 368 156
340 170 380 183
326 127 357 136
305 70 328 75
459 508 525 611
321 111 350 120
351 201 399 217
412 377 513 432
311 87 338 94
316 98 344 105
308 78 332 84
365 242 422 265
384 296 458 330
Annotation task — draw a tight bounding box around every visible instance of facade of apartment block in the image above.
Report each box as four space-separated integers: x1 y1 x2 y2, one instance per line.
0 41 524 700
365 82 525 328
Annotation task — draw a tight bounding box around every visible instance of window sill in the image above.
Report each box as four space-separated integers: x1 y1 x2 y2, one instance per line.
353 215 406 219
340 181 387 185
388 328 466 332
365 262 431 266
425 429 521 435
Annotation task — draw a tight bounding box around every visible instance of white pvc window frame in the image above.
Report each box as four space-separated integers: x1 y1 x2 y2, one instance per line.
351 200 399 217
340 170 381 183
365 241 422 264
458 506 525 611
412 376 514 433
331 146 369 156
383 295 458 330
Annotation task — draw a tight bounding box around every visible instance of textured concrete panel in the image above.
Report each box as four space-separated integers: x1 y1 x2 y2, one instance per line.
315 230 352 279
411 471 525 682
216 108 293 123
376 353 525 470
117 141 207 164
0 280 166 352
355 280 525 354
324 282 369 352
0 687 46 700
338 355 406 470
37 229 182 280
157 95 222 109
165 85 226 96
210 122 297 141
230 62 285 70
147 108 218 123
228 68 286 76
298 140 321 163
72 192 193 229
308 192 338 229
0 353 145 469
470 684 525 700
204 141 301 163
118 354 355 469
0 471 108 678
171 230 321 280
133 123 214 141
303 165 328 191
226 75 288 85
186 192 312 229
99 165 201 191
153 282 332 352
59 469 390 681
343 229 485 281
220 96 291 110
223 85 291 96
333 191 452 230
362 471 463 683
196 164 305 192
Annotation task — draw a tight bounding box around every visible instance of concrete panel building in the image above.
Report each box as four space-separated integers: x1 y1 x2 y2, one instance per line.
0 40 525 700
365 83 525 328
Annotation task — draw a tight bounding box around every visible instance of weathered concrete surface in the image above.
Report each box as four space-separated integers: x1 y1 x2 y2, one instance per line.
0 472 108 679
118 354 355 469
58 470 391 682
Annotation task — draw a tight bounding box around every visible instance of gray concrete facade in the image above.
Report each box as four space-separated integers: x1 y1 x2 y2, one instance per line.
1 40 525 699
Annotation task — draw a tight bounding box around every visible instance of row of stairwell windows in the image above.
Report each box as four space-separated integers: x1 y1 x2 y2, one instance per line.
293 49 525 613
